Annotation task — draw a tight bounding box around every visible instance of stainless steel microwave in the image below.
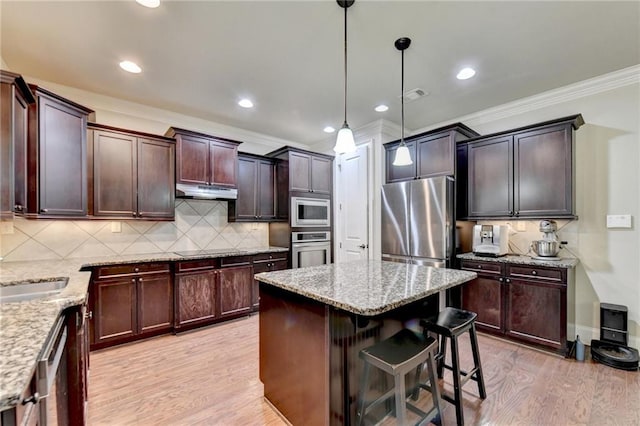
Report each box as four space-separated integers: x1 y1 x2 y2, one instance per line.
290 197 331 227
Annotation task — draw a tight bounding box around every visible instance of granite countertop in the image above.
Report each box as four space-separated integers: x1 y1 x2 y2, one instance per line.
457 252 579 268
0 246 287 412
255 260 477 316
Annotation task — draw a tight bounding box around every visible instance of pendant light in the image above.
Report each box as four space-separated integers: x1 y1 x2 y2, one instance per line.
392 37 413 166
334 0 357 154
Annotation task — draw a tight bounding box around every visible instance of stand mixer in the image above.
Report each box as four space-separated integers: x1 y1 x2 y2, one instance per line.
530 220 566 260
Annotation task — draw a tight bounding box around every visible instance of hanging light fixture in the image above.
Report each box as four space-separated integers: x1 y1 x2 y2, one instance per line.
333 0 357 154
393 37 413 166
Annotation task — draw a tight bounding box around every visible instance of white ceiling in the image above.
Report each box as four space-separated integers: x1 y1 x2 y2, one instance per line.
2 1 639 145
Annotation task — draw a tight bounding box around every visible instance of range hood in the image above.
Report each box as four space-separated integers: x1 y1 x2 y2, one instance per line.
176 183 237 200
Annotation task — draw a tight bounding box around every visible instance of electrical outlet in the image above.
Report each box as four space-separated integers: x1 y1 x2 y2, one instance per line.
516 221 526 231
606 214 632 228
111 221 122 233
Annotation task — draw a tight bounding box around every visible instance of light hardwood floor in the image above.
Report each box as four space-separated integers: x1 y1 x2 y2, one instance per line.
88 315 640 426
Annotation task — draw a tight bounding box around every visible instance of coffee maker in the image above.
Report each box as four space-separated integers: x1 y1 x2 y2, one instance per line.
472 225 509 257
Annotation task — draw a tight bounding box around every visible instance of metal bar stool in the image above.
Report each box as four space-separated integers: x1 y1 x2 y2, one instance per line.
356 328 443 426
420 307 487 426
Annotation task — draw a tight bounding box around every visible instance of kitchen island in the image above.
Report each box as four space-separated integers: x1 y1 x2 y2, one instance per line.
255 260 476 426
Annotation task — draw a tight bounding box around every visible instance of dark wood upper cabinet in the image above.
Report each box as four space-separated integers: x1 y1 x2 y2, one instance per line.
26 85 93 217
89 123 175 220
267 146 333 199
229 153 277 222
465 115 583 219
165 127 241 188
0 71 34 219
384 123 479 183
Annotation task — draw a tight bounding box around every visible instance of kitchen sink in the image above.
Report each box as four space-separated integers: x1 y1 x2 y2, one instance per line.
0 278 68 303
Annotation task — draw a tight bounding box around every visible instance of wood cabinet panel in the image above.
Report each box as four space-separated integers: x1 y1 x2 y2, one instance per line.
93 130 136 216
505 278 565 349
94 278 136 343
461 276 503 333
467 135 513 218
289 151 311 192
257 159 276 217
209 140 238 187
176 271 217 327
138 274 173 334
37 95 88 215
235 156 258 220
455 143 468 220
514 125 573 217
416 134 454 178
310 156 332 195
219 266 253 317
137 138 175 218
176 134 209 185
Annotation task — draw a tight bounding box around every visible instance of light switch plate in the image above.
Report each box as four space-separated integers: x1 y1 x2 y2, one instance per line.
606 214 632 228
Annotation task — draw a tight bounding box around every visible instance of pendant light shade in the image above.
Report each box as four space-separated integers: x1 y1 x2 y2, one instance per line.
333 0 357 154
392 37 413 166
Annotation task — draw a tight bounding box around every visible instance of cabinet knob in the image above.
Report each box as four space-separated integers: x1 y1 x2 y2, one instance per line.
14 204 23 211
477 265 482 269
132 212 137 217
139 278 143 282
505 278 511 283
22 393 40 405
41 209 48 213
86 311 93 320
509 211 514 216
515 211 520 217
134 267 140 272
532 270 537 275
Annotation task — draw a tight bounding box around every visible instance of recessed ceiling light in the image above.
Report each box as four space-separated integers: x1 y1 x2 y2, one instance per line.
374 104 389 112
238 99 254 108
456 67 476 80
323 126 336 133
136 0 160 8
119 60 142 74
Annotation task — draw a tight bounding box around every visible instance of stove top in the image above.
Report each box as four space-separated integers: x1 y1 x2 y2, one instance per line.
173 249 245 258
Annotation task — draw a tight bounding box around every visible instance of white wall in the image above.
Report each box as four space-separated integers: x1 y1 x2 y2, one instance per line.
414 66 640 347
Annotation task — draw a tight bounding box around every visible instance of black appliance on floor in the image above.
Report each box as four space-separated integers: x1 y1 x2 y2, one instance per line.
590 303 639 371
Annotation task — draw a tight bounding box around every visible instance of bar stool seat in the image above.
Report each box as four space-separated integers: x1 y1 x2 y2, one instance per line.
356 328 443 426
421 307 487 426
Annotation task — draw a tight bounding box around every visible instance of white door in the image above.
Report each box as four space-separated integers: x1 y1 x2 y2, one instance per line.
337 145 369 262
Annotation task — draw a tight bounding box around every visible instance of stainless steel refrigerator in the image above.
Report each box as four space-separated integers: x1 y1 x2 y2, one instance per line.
381 176 454 267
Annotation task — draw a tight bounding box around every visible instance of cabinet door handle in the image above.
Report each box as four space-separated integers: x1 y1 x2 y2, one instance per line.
41 208 48 213
86 311 93 320
22 392 40 405
477 265 482 269
132 212 137 217
515 211 520 217
14 204 23 211
531 270 537 275
509 211 514 216
134 267 140 272
131 278 136 283
498 277 503 282
505 278 511 283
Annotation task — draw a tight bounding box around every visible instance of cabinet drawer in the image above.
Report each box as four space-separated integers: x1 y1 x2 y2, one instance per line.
460 260 503 275
221 255 252 267
507 265 565 283
96 262 170 278
254 252 288 263
253 259 288 274
176 259 219 272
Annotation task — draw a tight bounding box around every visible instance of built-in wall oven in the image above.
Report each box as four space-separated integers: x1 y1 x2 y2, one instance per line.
291 197 331 228
291 231 331 268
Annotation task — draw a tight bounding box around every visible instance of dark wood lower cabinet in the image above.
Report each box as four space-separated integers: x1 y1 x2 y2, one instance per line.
89 263 173 350
219 266 253 317
89 252 289 349
460 259 569 354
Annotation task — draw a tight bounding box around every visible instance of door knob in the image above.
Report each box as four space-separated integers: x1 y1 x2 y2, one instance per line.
358 244 367 249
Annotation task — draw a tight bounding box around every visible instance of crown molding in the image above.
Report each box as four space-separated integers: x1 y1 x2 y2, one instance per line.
413 64 640 134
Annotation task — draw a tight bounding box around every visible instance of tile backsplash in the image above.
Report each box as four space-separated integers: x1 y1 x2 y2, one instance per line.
477 219 578 258
0 200 269 261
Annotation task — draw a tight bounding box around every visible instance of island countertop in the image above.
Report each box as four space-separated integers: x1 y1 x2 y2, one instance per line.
255 260 477 316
